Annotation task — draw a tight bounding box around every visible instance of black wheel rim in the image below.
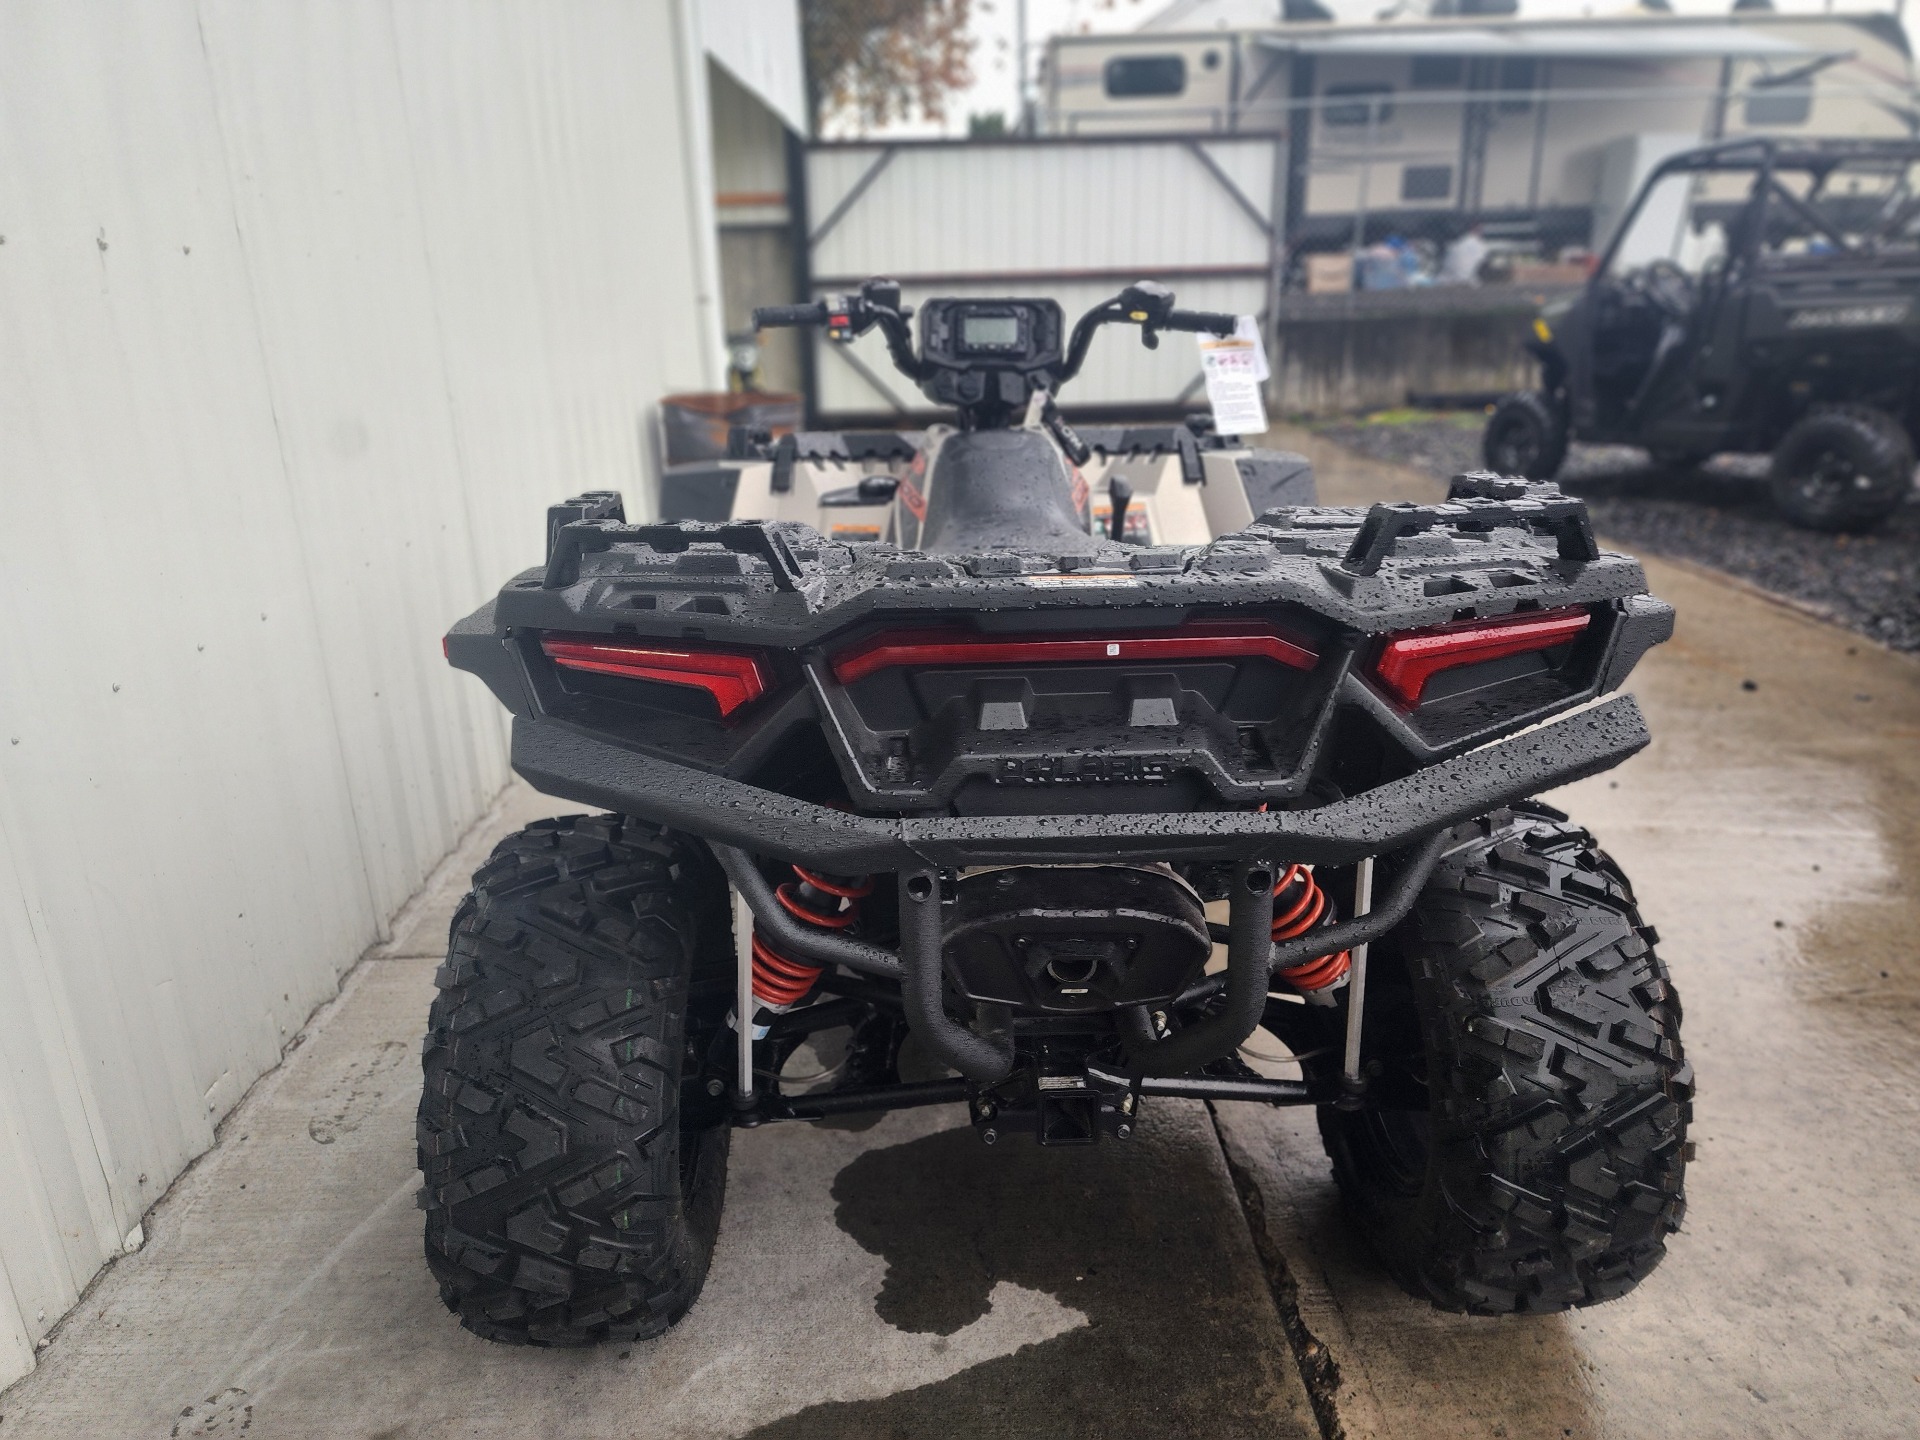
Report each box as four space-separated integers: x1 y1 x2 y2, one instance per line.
1795 447 1858 509
1357 1106 1432 1197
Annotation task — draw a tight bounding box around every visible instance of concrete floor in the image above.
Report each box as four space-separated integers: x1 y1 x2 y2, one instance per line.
5 440 1918 1438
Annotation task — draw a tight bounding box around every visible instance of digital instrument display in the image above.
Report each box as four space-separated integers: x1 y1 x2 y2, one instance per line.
917 297 1062 381
960 314 1021 349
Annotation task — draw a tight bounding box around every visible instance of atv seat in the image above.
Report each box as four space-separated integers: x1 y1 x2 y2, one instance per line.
920 428 1101 555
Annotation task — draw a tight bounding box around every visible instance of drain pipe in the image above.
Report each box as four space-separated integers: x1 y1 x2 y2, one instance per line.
1322 829 1452 1107
1342 855 1376 1096
732 886 756 1108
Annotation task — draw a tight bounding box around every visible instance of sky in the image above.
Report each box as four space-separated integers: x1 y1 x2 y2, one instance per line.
868 0 1914 138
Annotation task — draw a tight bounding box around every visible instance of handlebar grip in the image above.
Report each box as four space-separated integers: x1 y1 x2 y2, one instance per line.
752 302 830 329
1163 309 1240 337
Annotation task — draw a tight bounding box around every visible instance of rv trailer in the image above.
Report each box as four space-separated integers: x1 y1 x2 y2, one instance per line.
1043 6 1917 263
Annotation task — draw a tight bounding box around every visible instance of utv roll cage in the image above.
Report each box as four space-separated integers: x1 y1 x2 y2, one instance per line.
1595 135 1920 278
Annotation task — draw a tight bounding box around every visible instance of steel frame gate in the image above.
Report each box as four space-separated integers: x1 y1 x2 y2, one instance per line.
794 133 1284 423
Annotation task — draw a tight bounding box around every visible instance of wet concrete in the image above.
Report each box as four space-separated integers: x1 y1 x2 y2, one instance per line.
1219 427 1920 1438
6 437 1918 1437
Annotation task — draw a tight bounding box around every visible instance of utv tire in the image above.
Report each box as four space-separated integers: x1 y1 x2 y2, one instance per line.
1319 804 1691 1314
1769 405 1913 531
1483 392 1568 480
418 815 732 1346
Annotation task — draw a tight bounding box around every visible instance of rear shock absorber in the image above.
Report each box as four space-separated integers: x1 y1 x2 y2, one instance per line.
1270 864 1350 994
748 865 874 1019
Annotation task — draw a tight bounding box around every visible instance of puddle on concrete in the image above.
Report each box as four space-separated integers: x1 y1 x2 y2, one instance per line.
742 1103 1311 1439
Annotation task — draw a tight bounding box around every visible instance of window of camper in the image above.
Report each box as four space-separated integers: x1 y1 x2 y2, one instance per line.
1323 84 1394 126
1411 56 1464 89
1402 165 1454 202
1105 55 1187 99
1744 83 1812 127
1497 57 1536 114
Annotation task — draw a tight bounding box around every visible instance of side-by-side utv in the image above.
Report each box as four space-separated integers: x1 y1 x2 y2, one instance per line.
425 278 1689 1347
1487 137 1920 530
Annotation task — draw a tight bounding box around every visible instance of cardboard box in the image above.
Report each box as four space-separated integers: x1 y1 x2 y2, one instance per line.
1508 260 1591 288
1304 252 1354 295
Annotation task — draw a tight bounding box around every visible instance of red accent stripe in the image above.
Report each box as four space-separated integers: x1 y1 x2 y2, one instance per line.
1372 607 1591 709
829 620 1318 685
540 636 768 717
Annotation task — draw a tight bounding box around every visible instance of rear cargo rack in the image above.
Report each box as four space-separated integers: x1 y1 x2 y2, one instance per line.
1341 477 1599 578
543 515 810 592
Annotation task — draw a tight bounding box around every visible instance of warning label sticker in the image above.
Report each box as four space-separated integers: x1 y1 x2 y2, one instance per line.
1197 317 1269 436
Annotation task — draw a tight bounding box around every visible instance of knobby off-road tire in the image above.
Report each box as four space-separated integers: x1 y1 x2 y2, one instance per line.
1483 391 1569 481
1769 404 1914 532
418 815 733 1346
1319 804 1691 1314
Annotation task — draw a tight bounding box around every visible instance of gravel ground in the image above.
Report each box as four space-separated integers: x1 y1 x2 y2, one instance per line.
1311 410 1920 654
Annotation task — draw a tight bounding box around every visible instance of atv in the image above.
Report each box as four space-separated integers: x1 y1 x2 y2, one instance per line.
1486 137 1920 531
425 277 1690 1346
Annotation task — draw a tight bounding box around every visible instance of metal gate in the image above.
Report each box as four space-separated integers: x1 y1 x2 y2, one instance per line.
798 134 1282 421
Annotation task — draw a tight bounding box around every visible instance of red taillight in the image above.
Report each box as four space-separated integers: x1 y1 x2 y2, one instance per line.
541 635 769 717
1372 607 1591 708
829 620 1318 685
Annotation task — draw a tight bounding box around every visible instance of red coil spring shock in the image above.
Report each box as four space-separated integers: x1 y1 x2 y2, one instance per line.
750 866 874 1012
1270 864 1350 992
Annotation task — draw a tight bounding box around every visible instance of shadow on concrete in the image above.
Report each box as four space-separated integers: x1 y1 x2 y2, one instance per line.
741 1111 1310 1440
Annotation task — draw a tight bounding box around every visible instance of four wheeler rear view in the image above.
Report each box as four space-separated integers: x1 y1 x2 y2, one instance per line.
423 276 1690 1346
1486 137 1920 530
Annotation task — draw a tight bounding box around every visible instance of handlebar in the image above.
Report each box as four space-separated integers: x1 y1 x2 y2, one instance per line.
751 302 830 328
753 279 1242 404
1057 284 1239 385
1163 309 1238 336
751 284 924 380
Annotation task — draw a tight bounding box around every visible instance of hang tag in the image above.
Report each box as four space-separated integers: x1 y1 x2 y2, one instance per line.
1234 315 1270 381
1198 316 1268 436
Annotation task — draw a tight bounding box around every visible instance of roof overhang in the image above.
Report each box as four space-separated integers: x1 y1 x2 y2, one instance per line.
703 0 809 135
1257 25 1819 61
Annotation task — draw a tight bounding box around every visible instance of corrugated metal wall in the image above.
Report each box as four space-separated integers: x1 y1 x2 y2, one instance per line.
803 137 1279 416
0 0 723 1384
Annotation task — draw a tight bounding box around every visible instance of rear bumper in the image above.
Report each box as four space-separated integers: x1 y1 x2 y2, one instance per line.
510 693 1650 871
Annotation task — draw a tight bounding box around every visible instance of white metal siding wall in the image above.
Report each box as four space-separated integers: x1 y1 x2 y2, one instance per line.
0 0 723 1384
804 139 1277 416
